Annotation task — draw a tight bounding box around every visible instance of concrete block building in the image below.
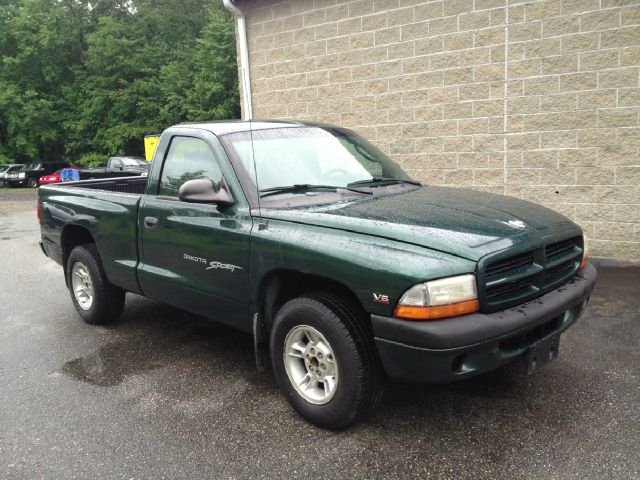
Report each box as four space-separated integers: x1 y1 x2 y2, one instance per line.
227 0 640 261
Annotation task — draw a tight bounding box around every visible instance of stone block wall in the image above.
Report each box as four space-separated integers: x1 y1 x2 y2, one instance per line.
237 0 640 260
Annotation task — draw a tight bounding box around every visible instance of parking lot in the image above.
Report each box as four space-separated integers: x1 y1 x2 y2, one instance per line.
1 189 638 479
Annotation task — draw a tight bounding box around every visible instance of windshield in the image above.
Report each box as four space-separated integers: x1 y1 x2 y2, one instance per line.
0 166 9 173
222 127 412 194
121 158 148 167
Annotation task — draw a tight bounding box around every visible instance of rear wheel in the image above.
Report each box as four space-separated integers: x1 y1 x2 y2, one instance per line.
27 177 37 188
66 244 125 325
270 292 384 429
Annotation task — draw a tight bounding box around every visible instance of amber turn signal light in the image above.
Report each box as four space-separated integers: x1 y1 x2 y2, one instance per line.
580 254 588 270
394 299 479 321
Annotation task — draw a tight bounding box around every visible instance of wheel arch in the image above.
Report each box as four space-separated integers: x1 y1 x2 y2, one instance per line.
256 268 368 333
61 224 96 286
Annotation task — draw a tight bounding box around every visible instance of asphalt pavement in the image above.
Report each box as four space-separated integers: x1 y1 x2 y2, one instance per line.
1 189 638 479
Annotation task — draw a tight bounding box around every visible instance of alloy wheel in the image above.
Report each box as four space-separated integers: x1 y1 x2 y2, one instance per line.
283 324 339 405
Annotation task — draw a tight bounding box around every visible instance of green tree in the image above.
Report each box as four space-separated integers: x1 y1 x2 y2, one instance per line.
0 0 239 166
0 0 86 162
161 6 240 123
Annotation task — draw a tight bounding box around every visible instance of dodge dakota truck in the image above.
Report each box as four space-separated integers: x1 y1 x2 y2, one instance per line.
38 121 597 429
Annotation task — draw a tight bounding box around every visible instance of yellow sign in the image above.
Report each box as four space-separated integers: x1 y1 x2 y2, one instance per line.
144 134 161 161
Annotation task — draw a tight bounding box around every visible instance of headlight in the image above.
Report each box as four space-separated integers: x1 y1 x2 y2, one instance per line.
18 172 25 178
394 274 479 321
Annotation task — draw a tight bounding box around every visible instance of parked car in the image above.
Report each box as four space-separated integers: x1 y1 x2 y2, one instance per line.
37 121 597 429
79 156 149 180
0 164 26 187
38 166 82 186
5 161 69 188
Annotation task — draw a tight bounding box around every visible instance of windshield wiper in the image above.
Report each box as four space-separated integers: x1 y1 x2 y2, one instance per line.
348 177 422 187
259 184 372 198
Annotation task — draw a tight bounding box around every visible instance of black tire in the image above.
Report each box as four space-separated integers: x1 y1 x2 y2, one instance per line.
270 292 385 430
66 244 125 325
27 177 37 188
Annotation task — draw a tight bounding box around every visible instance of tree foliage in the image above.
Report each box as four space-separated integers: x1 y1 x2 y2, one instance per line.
0 0 239 166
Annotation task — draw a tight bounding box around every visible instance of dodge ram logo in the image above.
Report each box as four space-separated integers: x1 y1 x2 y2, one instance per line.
506 219 526 229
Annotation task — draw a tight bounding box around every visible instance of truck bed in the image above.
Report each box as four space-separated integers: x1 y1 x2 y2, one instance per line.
39 175 146 294
60 176 147 195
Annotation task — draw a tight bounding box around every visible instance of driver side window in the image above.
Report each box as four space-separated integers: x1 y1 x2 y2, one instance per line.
159 136 223 197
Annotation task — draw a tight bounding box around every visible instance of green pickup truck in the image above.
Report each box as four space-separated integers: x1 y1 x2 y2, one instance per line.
38 121 597 429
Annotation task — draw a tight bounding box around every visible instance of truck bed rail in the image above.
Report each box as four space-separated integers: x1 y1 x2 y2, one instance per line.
60 176 147 195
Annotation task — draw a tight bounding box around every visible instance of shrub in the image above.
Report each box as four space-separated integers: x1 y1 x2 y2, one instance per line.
75 153 108 168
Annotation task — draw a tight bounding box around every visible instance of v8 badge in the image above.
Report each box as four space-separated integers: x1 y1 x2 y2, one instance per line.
372 293 390 305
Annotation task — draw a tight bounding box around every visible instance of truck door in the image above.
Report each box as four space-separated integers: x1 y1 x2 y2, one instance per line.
137 133 252 330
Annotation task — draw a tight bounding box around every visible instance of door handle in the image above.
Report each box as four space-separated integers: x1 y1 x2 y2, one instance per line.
144 216 159 229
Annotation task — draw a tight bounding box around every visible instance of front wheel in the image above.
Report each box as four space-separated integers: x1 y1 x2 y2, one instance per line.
27 177 37 188
270 293 384 429
66 244 125 325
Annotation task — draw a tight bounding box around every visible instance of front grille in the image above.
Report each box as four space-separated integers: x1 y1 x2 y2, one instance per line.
480 236 582 312
485 251 534 279
545 237 577 260
485 281 535 301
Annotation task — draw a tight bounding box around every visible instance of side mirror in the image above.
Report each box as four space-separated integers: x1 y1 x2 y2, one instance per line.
178 178 234 206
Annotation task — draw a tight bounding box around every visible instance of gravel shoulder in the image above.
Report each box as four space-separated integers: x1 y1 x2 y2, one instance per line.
0 188 36 216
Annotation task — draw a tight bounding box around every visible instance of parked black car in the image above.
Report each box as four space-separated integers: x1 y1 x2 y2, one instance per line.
5 162 69 188
79 156 149 180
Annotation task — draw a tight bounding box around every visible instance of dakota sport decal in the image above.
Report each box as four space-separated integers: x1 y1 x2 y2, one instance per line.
183 253 243 272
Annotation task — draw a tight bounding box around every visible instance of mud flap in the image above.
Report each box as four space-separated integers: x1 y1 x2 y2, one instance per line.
253 313 270 371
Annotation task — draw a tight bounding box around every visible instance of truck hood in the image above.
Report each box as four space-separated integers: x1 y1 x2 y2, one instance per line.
261 186 581 261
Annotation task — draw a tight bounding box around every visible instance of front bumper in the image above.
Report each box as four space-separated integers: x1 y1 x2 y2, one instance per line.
5 178 27 186
372 263 597 383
